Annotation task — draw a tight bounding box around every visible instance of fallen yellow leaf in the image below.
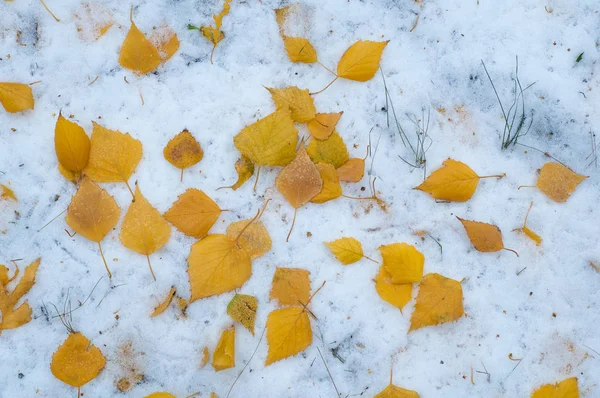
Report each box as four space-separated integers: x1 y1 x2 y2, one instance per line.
307 112 343 140
337 40 388 82
379 243 424 284
227 294 258 335
54 113 90 179
199 0 231 63
150 287 176 317
306 130 349 168
226 219 271 260
325 237 364 265
0 258 40 333
457 217 518 256
311 163 342 203
163 129 203 181
0 82 34 113
536 162 587 203
267 86 316 123
119 18 161 75
265 307 312 366
270 267 311 306
51 332 106 390
409 273 464 332
164 188 222 238
337 158 365 182
531 376 579 398
374 265 413 312
1 184 17 202
212 326 235 371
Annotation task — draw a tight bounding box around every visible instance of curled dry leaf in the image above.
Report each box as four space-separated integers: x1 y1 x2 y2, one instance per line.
54 114 90 181
187 234 251 302
270 267 311 307
265 307 312 366
515 202 542 246
0 82 34 113
164 188 222 238
200 346 209 368
0 258 40 333
212 326 235 371
535 162 587 203
234 109 298 167
337 40 389 82
457 217 518 256
374 265 412 312
531 377 579 398
415 159 503 202
51 332 106 390
120 186 172 280
163 129 203 181
325 237 364 265
307 112 343 141
220 155 255 191
311 163 342 203
306 130 349 168
150 287 176 317
379 243 424 284
1 184 17 202
66 178 120 277
227 294 258 335
226 219 271 260
337 158 365 182
84 122 142 198
199 0 231 63
267 86 316 123
409 273 464 332
274 5 317 64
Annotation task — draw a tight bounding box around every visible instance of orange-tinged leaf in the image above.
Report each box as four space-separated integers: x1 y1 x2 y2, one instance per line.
265 307 312 365
325 237 363 265
150 287 176 317
84 122 143 185
337 158 365 182
374 265 412 311
200 346 209 368
120 186 171 256
0 82 34 113
1 184 17 202
163 129 203 174
145 394 176 398
164 188 222 238
226 220 271 260
457 217 517 255
282 36 317 63
306 130 349 168
270 267 310 306
0 265 8 286
187 234 251 302
311 163 342 203
150 25 180 62
0 258 40 332
414 159 501 202
50 332 106 388
119 20 161 75
307 112 343 140
522 226 542 246
276 147 322 208
54 114 90 176
212 327 235 371
66 178 120 243
409 273 464 332
267 86 316 123
337 40 388 82
234 109 298 167
536 163 587 203
227 294 258 335
379 243 424 284
374 383 420 398
531 377 579 398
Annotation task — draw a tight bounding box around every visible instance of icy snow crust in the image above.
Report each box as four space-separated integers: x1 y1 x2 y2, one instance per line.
1 0 599 397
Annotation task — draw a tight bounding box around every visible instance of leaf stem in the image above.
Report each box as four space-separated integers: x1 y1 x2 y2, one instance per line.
517 185 536 190
286 208 298 243
146 254 156 281
125 180 135 201
39 0 60 22
38 208 67 232
98 242 112 278
210 45 216 65
226 327 266 397
317 61 337 76
362 255 379 264
306 280 326 306
253 165 261 192
310 76 339 95
180 169 184 183
478 173 505 179
503 247 519 257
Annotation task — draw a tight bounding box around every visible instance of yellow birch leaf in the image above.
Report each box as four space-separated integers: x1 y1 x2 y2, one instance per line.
325 237 364 265
226 155 255 190
58 163 79 183
379 243 424 284
211 393 217 398
84 122 142 190
337 40 389 82
0 82 34 113
163 129 203 178
54 114 90 177
306 130 349 168
276 147 323 208
187 234 251 302
265 307 312 365
374 382 420 398
414 159 502 202
227 294 258 335
267 86 316 123
150 287 176 317
1 184 17 202
409 273 464 332
65 179 120 277
337 158 365 182
282 36 317 63
374 265 413 311
457 217 517 255
0 258 40 332
145 394 176 398
200 346 209 368
212 327 235 372
120 186 171 279
536 163 587 203
311 163 342 203
226 220 271 260
119 19 161 75
164 188 222 238
149 25 180 63
270 267 310 306
307 112 343 141
233 109 298 167
50 332 106 388
531 377 579 398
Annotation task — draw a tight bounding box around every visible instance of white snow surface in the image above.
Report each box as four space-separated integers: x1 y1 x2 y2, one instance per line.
1 0 600 397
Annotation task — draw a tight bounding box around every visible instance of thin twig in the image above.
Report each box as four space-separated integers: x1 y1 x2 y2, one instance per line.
226 328 266 398
317 346 341 397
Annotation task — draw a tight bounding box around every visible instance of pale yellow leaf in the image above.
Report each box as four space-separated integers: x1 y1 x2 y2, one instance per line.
281 36 317 63
379 243 424 284
337 40 388 82
325 237 363 265
0 258 40 332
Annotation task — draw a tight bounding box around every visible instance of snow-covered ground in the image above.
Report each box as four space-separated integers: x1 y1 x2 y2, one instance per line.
1 0 599 397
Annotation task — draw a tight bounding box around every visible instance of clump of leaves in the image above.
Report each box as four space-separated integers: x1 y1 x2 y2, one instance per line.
0 82 34 113
0 258 40 333
188 0 231 64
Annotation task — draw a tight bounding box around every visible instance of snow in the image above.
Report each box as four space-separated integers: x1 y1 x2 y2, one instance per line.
1 0 599 397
